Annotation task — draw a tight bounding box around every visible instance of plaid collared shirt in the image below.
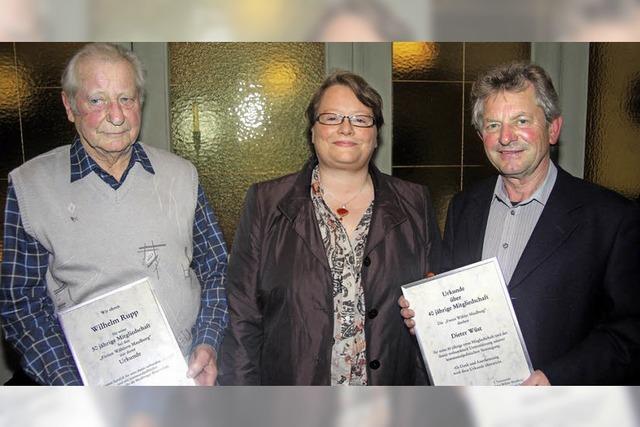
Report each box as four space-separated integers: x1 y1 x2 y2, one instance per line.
1 139 228 385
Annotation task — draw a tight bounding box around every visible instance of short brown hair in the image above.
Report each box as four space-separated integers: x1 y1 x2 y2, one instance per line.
305 70 384 156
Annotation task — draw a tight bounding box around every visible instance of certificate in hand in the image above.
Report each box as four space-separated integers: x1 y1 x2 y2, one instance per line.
58 277 194 385
402 258 532 385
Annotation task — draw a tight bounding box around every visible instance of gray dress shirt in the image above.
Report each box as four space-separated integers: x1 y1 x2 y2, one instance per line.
482 162 557 284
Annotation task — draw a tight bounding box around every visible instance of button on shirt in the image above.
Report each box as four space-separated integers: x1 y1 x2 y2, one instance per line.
0 139 228 385
310 166 372 386
482 163 557 285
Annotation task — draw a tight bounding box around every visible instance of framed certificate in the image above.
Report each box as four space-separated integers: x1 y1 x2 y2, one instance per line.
58 277 194 386
402 258 532 385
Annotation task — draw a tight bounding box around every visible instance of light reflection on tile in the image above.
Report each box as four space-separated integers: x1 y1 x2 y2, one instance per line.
169 43 325 243
393 42 463 81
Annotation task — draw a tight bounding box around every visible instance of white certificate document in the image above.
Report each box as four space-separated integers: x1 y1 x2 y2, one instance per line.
58 277 194 386
402 258 532 385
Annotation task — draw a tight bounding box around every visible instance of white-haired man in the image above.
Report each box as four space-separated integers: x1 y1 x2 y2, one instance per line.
1 43 228 385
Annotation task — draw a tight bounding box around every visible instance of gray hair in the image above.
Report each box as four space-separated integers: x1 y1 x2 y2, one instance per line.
471 61 561 131
61 43 146 113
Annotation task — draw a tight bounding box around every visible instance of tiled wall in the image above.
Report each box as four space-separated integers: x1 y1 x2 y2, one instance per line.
168 43 325 243
3 41 638 256
391 42 531 231
585 43 640 200
0 42 85 257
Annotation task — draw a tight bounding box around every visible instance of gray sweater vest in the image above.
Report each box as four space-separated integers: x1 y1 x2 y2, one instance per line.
10 144 202 355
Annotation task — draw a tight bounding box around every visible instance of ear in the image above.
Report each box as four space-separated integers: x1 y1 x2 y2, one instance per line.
548 116 563 145
61 91 76 123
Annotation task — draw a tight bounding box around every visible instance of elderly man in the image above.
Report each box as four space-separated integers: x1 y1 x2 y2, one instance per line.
0 43 228 385
400 61 640 385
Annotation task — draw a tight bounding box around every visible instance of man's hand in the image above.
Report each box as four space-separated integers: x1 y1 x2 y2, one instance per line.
521 370 551 386
398 272 433 335
187 344 218 386
398 295 416 335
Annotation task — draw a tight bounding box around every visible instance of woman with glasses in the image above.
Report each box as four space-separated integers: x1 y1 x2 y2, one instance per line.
220 71 441 385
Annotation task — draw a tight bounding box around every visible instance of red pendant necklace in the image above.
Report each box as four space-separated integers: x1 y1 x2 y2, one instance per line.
317 174 369 221
336 206 350 218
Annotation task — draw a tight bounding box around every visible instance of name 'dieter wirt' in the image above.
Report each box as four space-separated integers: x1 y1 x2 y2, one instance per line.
90 311 140 332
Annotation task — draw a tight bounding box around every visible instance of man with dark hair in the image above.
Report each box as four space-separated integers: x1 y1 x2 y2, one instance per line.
0 43 228 385
401 61 640 385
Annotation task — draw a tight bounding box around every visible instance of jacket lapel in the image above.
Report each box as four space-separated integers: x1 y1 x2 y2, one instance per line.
364 166 408 255
463 178 495 265
508 168 582 291
278 161 331 272
277 162 413 265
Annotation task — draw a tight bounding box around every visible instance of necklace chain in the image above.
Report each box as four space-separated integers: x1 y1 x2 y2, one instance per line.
322 184 366 208
317 171 369 220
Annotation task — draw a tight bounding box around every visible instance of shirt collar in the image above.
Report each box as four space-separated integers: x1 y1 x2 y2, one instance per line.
69 137 155 183
493 161 557 207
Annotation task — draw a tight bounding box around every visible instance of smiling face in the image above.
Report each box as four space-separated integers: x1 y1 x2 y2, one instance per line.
311 84 377 172
480 84 562 183
62 57 141 162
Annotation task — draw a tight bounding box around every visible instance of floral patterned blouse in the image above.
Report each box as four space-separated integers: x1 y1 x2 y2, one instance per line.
311 166 374 385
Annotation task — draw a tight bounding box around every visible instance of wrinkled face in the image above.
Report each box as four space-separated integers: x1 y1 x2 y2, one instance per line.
480 85 561 180
312 84 377 171
62 58 141 158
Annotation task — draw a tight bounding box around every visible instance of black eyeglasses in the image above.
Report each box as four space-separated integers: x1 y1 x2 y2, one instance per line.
316 113 375 128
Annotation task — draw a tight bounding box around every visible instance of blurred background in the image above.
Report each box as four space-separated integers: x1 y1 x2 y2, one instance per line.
3 0 640 41
0 386 638 427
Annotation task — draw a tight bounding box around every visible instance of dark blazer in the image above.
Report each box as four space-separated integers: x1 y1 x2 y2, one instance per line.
220 161 441 385
442 166 640 384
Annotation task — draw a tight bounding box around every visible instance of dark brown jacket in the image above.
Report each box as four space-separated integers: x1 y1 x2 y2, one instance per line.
220 161 441 385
